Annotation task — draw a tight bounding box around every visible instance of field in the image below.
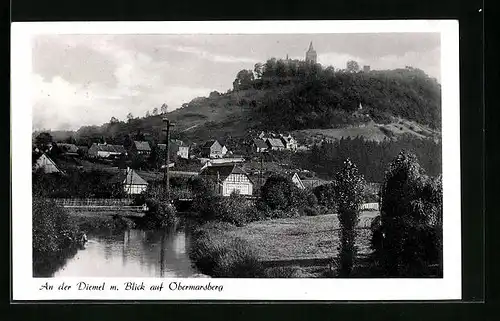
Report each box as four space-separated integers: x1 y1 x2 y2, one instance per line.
228 211 379 263
292 119 437 146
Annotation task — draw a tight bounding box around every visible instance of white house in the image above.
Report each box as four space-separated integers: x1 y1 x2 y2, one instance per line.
110 167 149 195
201 140 228 158
279 134 298 151
33 153 63 174
199 163 253 196
289 172 305 189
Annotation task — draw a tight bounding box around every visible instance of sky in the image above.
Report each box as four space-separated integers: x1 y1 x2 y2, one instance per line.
32 33 441 131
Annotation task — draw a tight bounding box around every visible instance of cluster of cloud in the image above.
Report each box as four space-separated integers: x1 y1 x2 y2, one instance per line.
31 34 440 131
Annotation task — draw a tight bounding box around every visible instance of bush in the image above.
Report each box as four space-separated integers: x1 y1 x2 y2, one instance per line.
313 182 338 211
33 198 81 276
303 206 319 216
259 175 301 211
189 222 264 277
372 151 443 276
143 199 178 228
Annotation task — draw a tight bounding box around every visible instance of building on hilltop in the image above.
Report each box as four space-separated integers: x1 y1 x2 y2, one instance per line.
305 41 317 64
363 65 371 72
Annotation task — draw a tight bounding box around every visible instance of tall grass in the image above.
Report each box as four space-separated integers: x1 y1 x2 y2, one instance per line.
189 222 264 277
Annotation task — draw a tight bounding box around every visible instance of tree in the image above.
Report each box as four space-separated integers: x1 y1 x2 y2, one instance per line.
259 175 301 214
372 151 443 276
160 103 168 114
152 108 158 116
110 116 119 124
335 159 366 276
313 182 338 211
209 91 221 99
254 63 264 79
233 70 254 91
126 113 134 122
145 110 151 118
346 60 360 73
34 132 53 150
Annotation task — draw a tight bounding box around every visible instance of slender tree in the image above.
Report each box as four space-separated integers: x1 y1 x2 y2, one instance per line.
335 158 366 276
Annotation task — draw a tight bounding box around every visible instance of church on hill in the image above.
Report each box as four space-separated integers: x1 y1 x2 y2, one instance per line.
305 41 317 63
283 41 318 64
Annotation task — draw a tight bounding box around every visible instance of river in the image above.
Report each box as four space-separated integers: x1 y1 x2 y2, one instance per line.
52 226 200 277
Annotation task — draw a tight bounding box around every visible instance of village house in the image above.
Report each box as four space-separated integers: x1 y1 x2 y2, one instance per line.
289 172 305 189
279 134 298 151
57 143 80 156
131 141 152 156
252 138 268 153
201 139 228 158
158 140 189 160
33 153 63 174
88 143 127 159
110 167 149 195
265 138 285 151
199 163 253 196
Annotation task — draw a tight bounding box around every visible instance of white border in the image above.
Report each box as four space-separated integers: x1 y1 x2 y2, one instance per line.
11 20 461 301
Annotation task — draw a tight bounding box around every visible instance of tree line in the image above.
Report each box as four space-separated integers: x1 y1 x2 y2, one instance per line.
305 135 442 182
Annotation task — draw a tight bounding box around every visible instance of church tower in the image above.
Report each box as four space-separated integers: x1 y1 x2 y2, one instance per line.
305 41 317 63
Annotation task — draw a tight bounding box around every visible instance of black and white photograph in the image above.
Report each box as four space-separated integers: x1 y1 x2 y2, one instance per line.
12 20 461 300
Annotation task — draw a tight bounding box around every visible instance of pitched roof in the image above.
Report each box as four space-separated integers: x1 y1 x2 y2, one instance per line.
91 143 126 153
134 141 151 151
58 143 79 153
202 140 218 148
199 163 250 182
266 138 285 148
253 139 268 149
110 168 148 185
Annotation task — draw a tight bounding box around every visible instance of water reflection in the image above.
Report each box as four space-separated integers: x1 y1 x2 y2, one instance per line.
53 227 198 277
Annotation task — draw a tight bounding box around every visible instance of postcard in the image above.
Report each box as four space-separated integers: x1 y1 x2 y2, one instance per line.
11 20 460 301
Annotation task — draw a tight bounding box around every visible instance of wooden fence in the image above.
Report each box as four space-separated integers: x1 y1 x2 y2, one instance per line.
49 198 135 207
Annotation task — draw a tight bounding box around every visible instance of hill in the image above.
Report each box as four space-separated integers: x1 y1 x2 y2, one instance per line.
35 58 441 149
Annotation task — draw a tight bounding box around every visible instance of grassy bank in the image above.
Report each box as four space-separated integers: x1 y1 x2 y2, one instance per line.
228 212 378 262
188 212 379 278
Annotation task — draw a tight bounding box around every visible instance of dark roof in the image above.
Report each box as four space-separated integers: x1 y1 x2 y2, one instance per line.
266 138 285 148
202 140 218 148
91 143 126 153
199 163 250 182
253 139 268 149
134 141 151 151
110 168 148 185
58 143 79 153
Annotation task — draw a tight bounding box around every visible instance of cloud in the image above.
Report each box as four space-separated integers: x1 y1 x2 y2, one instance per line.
160 44 257 64
318 52 366 70
31 73 213 130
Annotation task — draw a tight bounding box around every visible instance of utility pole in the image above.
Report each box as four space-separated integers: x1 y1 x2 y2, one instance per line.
162 117 174 202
